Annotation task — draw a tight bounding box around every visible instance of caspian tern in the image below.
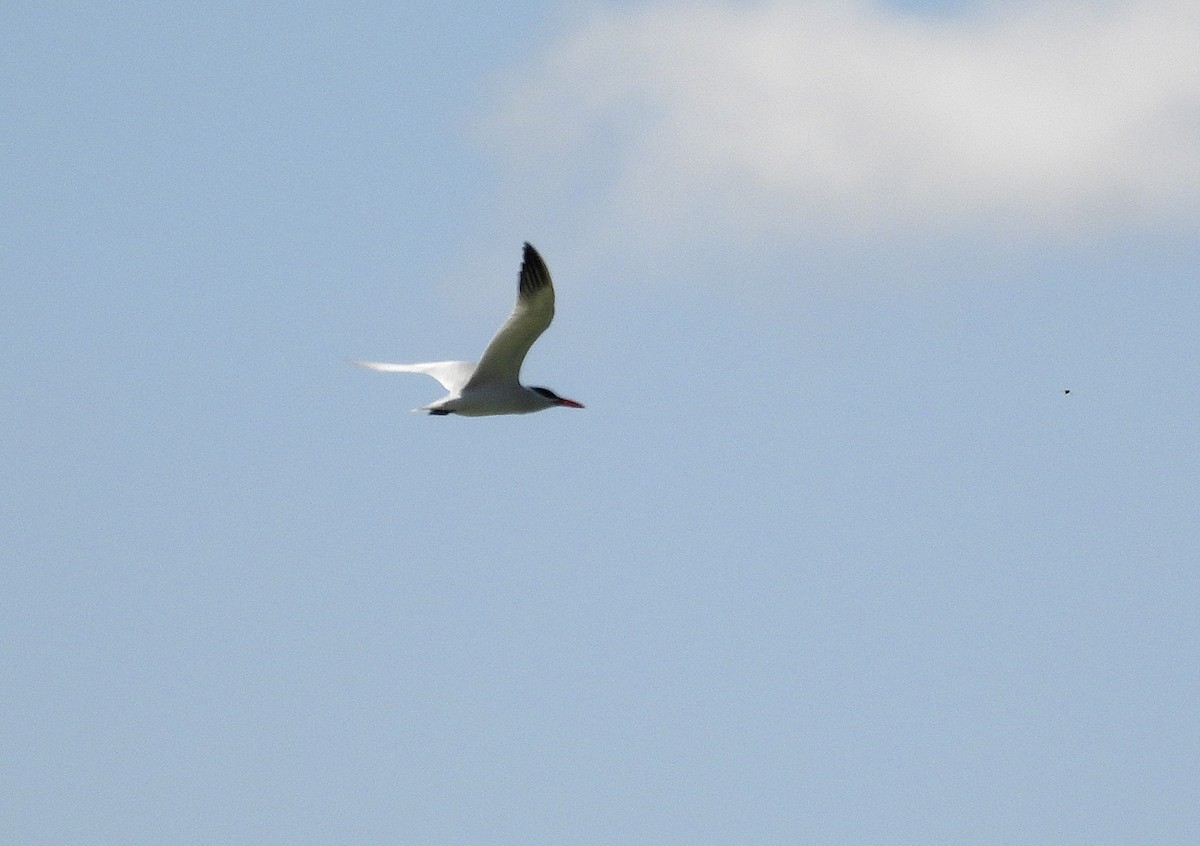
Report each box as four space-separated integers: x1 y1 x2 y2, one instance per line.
354 242 584 417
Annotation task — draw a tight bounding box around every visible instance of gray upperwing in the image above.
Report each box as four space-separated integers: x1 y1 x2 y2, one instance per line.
464 243 555 388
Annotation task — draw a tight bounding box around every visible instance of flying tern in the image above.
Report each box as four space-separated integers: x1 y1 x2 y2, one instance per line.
354 242 584 417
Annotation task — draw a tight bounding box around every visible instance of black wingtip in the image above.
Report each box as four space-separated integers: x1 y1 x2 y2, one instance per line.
518 242 552 297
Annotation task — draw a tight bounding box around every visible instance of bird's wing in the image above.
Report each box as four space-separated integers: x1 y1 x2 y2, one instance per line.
352 360 476 393
464 243 555 389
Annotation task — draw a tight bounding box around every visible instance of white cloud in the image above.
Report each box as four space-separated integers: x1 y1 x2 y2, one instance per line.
482 1 1200 248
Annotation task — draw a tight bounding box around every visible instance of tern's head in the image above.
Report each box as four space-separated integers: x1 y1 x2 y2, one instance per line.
530 386 585 409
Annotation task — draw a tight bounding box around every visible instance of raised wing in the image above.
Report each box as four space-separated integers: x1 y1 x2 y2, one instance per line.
464 243 555 388
352 360 476 393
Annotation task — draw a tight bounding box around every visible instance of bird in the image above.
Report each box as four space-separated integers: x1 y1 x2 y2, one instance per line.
354 242 584 417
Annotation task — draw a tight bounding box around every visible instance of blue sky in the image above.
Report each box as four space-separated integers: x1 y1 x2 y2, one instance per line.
4 1 1198 843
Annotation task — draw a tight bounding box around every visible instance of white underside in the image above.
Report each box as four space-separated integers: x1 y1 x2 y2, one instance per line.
425 384 557 416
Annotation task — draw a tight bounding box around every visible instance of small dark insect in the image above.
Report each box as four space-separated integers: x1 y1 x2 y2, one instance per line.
1063 389 1070 394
